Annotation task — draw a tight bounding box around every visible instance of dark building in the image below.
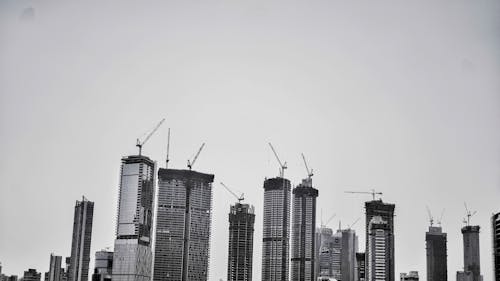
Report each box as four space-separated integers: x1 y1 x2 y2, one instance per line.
426 226 447 281
48 254 63 281
400 271 418 281
290 178 318 281
356 252 366 281
23 269 41 281
365 200 395 281
493 212 500 281
91 250 112 281
153 168 214 281
261 177 291 281
462 225 482 281
68 198 94 281
227 203 255 281
341 229 358 281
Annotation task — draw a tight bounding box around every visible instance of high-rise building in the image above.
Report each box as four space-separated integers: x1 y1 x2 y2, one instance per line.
341 229 358 281
113 155 156 281
92 250 113 281
68 198 94 281
400 271 418 281
355 252 366 281
153 168 214 281
227 202 255 281
291 178 318 281
365 200 395 281
456 271 473 281
461 225 482 281
426 226 447 281
316 227 334 279
367 216 391 281
492 212 500 281
261 177 291 281
48 254 62 281
23 269 41 281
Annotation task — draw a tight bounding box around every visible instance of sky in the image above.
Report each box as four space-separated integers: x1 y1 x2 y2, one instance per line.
0 0 499 280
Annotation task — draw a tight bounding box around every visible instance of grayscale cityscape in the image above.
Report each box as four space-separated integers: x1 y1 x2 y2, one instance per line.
0 1 499 281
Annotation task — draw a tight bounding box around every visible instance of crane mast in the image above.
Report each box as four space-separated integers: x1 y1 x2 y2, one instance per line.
268 142 287 178
165 128 171 168
187 143 205 170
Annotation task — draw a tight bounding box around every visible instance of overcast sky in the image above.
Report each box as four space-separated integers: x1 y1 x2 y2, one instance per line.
1 0 499 280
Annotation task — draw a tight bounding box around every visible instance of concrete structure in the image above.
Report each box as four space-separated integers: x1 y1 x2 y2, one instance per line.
355 252 366 281
365 200 395 281
461 225 482 281
456 271 473 281
426 226 447 281
400 271 418 281
112 155 156 281
227 203 255 281
68 198 94 281
341 229 358 281
91 250 113 281
153 168 214 281
492 212 500 281
316 227 342 280
261 177 291 281
290 178 318 281
23 270 41 281
48 255 62 281
367 216 392 281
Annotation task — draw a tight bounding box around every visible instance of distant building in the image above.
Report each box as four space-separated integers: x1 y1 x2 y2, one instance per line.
23 269 41 281
291 178 318 281
153 168 214 281
341 229 358 281
492 212 500 281
316 227 334 279
7 276 18 281
48 254 63 281
400 271 419 281
461 225 482 281
456 271 473 281
68 198 94 281
367 216 391 281
112 155 155 281
426 226 447 281
227 202 255 281
365 200 395 281
355 252 365 281
261 177 291 281
91 250 112 281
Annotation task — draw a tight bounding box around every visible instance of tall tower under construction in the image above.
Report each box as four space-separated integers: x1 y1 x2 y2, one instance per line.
461 225 482 281
261 177 291 281
227 202 255 281
492 212 500 281
290 178 318 281
426 225 447 281
153 168 214 281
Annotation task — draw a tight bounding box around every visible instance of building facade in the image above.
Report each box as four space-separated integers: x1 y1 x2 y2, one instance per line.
113 155 155 281
400 271 418 281
365 200 395 281
426 226 447 281
367 216 391 281
227 203 255 281
355 252 366 281
153 168 214 281
91 250 113 281
48 255 62 281
68 198 94 281
290 178 318 281
492 213 500 281
261 177 291 281
23 270 41 281
461 225 482 281
456 271 473 281
341 229 358 281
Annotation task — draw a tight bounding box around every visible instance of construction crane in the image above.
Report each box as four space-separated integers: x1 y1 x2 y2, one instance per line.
437 209 445 226
463 202 477 226
136 118 165 156
344 189 383 201
268 142 287 178
220 182 244 203
320 212 336 228
165 128 171 168
187 143 205 170
426 205 434 227
301 153 314 179
347 217 360 229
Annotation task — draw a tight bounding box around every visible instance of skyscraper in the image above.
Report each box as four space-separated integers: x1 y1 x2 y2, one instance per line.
461 225 482 281
365 200 395 281
355 252 366 281
291 178 318 281
492 212 500 281
261 177 291 281
153 168 214 281
227 202 255 281
92 250 113 281
316 227 334 279
341 229 358 281
112 155 155 281
48 254 62 281
367 216 391 281
68 198 94 281
426 226 447 281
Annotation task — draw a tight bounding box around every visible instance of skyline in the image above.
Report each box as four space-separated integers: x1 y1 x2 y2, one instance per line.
1 0 500 280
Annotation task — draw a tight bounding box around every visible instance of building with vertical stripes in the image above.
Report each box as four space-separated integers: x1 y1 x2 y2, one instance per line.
227 203 255 281
68 198 94 281
492 212 500 281
367 216 391 281
426 226 447 281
